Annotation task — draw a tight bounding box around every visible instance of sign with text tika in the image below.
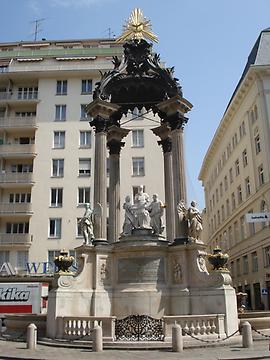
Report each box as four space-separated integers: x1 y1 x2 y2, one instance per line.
245 212 270 223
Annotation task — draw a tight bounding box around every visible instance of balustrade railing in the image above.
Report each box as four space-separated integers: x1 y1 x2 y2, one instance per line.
162 314 226 340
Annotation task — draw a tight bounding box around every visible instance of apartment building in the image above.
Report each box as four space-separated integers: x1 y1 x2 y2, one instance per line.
199 28 270 310
0 38 164 274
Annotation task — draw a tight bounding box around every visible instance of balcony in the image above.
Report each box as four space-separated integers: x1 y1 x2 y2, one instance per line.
0 91 39 104
0 117 37 130
0 172 34 187
0 233 32 247
0 144 36 158
0 203 33 216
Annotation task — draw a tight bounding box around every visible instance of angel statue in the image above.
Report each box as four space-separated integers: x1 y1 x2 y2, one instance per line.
78 203 102 245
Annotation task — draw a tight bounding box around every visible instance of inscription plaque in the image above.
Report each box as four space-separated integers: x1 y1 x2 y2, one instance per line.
118 256 165 283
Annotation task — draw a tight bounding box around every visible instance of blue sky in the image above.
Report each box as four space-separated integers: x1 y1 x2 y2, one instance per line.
1 0 270 209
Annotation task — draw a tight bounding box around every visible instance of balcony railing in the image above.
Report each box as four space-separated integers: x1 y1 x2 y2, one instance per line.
0 91 39 101
0 233 32 246
0 117 37 129
0 172 34 185
0 144 36 157
0 203 33 214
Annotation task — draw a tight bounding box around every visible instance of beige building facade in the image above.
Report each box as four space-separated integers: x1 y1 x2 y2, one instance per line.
0 38 164 274
199 28 270 310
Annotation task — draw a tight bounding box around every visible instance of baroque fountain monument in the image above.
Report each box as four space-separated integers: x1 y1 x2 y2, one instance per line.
47 9 238 342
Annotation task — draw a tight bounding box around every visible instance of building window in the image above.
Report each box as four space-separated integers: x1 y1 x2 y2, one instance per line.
0 251 9 266
77 218 83 236
251 252 258 272
221 205 225 221
56 80 67 95
235 159 240 176
53 131 65 148
242 149 248 167
261 200 269 229
255 134 261 154
79 131 91 148
11 164 33 173
237 185 242 204
132 129 144 147
81 79 92 94
78 187 90 205
233 220 239 244
226 199 230 217
50 188 63 207
52 159 64 177
229 168 233 183
17 251 28 269
239 121 246 138
245 177 251 197
230 261 234 277
9 193 31 203
132 157 145 176
6 222 29 234
224 176 228 191
216 188 219 203
17 87 38 100
80 104 88 120
219 182 223 198
231 192 236 210
258 165 264 186
243 255 249 275
49 218 61 238
217 210 220 226
228 226 232 247
132 185 145 202
48 250 60 264
265 246 270 267
248 210 255 236
240 215 245 240
236 258 241 276
55 105 66 121
79 158 91 176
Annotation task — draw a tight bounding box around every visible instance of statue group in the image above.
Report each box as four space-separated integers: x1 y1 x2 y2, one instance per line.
79 188 203 243
122 185 165 236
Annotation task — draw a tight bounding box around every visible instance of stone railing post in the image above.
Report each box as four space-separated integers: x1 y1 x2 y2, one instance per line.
172 323 183 352
242 321 253 348
92 324 103 352
27 323 37 350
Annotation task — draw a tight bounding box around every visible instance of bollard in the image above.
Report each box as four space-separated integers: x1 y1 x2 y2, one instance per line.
242 321 253 348
27 323 37 350
172 323 183 352
92 324 103 352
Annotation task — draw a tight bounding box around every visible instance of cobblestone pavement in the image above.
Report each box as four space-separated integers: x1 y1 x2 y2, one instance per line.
0 340 270 360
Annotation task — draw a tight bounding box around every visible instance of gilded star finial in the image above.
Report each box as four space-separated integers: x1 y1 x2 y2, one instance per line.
116 8 158 43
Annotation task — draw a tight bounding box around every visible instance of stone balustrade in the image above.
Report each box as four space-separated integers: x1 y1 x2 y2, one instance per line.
162 314 226 341
56 316 116 341
56 314 226 342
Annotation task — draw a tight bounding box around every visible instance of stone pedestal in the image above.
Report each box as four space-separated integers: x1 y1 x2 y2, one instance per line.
47 239 238 339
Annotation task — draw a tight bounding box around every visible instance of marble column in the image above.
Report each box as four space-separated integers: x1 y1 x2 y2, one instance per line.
151 124 175 242
92 117 108 241
156 95 193 241
170 119 187 239
86 99 121 243
107 126 130 243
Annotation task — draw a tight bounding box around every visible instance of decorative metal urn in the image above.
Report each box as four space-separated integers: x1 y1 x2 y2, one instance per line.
207 247 229 271
54 249 74 274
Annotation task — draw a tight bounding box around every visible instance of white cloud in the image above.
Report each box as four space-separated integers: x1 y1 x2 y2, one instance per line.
49 0 105 7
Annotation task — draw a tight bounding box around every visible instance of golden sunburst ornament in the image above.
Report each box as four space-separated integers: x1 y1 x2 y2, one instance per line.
116 8 158 43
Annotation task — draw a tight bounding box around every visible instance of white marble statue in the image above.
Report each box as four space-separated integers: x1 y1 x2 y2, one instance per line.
147 194 165 235
122 195 135 236
176 200 203 240
78 203 94 244
186 201 203 240
133 185 151 228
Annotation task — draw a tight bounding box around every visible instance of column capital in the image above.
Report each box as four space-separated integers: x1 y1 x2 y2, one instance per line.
107 139 125 155
158 137 172 153
86 98 120 119
107 125 130 155
90 115 109 133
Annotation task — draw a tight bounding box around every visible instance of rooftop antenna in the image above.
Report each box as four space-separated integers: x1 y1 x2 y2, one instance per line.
30 18 46 41
104 27 116 39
